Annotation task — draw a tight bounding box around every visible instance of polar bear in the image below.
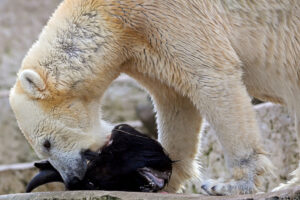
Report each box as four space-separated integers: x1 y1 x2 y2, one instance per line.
9 0 300 195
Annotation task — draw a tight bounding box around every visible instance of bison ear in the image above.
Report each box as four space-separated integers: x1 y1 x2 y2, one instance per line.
19 69 48 99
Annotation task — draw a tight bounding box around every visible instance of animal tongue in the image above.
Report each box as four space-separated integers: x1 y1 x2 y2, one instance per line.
26 161 63 192
137 167 168 189
143 171 165 188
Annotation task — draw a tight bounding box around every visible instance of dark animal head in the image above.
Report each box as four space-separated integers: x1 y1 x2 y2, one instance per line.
26 124 173 192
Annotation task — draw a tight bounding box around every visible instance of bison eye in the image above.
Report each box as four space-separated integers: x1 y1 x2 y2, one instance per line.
43 140 51 150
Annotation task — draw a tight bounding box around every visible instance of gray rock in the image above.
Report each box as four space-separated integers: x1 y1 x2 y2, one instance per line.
0 187 300 200
135 99 157 138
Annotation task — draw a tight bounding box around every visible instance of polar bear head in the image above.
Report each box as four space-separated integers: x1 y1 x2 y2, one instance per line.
10 68 114 186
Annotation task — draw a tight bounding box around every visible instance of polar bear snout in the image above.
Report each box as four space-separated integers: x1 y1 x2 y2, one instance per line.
64 158 87 188
66 177 82 189
49 150 88 188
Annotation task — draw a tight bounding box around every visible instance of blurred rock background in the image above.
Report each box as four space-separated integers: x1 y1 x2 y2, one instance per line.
0 0 298 195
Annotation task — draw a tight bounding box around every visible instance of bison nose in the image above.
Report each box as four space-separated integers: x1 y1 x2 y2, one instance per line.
65 176 81 190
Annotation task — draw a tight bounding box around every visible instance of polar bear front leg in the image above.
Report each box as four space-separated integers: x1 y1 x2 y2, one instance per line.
186 72 274 195
150 86 203 192
125 69 203 192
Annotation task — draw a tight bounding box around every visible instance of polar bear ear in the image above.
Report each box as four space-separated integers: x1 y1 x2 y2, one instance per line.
19 69 48 99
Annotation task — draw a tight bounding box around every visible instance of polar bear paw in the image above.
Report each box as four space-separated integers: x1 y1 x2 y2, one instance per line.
201 178 257 196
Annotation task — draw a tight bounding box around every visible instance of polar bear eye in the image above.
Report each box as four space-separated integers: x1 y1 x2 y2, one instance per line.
43 140 51 150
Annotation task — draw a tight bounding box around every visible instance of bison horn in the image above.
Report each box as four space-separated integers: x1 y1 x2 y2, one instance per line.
26 161 63 192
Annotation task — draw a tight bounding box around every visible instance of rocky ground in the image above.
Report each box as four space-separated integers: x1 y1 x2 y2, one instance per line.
2 187 300 200
0 0 299 198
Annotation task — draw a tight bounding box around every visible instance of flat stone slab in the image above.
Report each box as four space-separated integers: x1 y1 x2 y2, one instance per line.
1 186 300 200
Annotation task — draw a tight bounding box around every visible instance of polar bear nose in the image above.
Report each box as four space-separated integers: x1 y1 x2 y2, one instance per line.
65 176 81 189
48 150 87 189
